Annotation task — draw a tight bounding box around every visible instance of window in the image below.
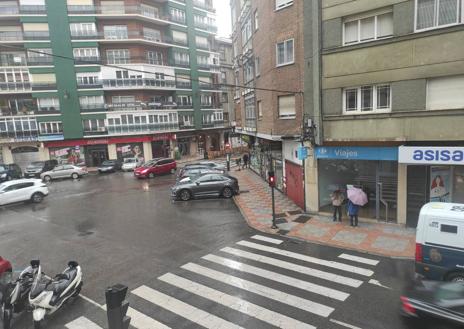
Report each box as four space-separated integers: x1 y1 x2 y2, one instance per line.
278 95 295 118
39 121 62 134
82 119 105 132
173 52 189 65
255 57 260 77
79 95 104 108
172 30 187 45
27 48 53 64
426 75 464 110
245 98 256 119
344 12 393 45
37 97 59 111
76 74 99 86
275 0 293 10
103 25 127 39
254 10 259 30
73 48 99 60
69 23 96 37
416 0 462 31
441 224 458 234
106 49 129 64
200 94 212 105
243 60 254 82
170 8 186 24
112 95 135 105
147 51 163 65
143 27 161 41
241 17 252 44
343 85 391 113
276 39 294 66
195 35 209 49
257 100 263 118
176 95 192 106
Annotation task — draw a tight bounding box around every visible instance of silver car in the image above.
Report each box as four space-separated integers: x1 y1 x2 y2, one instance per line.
40 165 88 182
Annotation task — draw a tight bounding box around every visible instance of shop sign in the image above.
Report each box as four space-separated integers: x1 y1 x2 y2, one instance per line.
315 147 398 161
399 146 464 165
38 134 64 142
297 146 308 160
44 134 175 148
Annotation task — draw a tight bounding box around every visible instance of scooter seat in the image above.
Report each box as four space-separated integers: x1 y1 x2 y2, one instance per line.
50 268 78 296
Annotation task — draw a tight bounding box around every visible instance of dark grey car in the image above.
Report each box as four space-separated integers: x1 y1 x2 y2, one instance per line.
171 173 239 201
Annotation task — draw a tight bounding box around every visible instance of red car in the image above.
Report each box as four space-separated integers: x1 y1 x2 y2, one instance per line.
0 256 12 275
134 158 177 178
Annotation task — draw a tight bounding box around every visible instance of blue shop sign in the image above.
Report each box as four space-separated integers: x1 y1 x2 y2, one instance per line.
38 134 64 142
315 146 398 161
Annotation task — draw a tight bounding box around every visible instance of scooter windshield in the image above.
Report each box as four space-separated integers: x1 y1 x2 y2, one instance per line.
30 269 48 299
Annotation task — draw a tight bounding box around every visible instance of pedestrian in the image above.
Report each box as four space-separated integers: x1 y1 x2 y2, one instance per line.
330 190 344 222
347 200 359 227
235 157 241 170
242 153 249 169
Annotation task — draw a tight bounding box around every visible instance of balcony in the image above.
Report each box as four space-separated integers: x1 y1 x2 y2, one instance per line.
107 123 179 135
31 83 57 91
27 58 54 66
202 121 224 128
0 82 31 92
171 61 190 68
199 82 221 91
179 123 194 130
0 57 27 66
0 5 46 15
77 81 103 89
23 31 50 40
106 102 193 111
176 81 192 89
169 14 186 25
193 0 215 12
194 22 218 33
70 32 99 40
67 5 95 14
0 130 38 140
102 56 166 66
102 78 176 89
74 56 101 65
0 31 23 42
84 129 108 136
80 104 106 113
197 63 220 71
97 30 177 46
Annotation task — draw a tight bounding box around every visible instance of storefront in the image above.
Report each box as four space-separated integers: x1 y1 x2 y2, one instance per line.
399 146 464 227
316 146 398 221
49 146 85 165
250 140 284 191
116 143 144 161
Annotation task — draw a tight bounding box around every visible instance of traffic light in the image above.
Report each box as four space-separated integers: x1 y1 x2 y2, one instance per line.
105 284 131 329
268 171 275 188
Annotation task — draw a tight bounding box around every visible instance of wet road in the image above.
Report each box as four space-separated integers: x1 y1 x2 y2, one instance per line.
0 171 415 329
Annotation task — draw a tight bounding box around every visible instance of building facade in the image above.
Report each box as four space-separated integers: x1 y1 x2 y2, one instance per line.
230 0 305 208
305 0 464 226
0 0 227 168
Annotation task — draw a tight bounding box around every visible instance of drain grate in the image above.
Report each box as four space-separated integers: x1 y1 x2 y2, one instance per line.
277 229 290 235
294 215 312 223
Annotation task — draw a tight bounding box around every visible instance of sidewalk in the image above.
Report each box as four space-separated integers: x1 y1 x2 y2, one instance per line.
233 168 416 259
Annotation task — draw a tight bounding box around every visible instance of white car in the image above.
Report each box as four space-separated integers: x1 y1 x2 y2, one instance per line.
0 179 49 205
121 158 143 172
40 165 88 182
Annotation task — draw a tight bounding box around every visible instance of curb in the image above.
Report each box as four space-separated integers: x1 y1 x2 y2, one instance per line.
232 196 415 260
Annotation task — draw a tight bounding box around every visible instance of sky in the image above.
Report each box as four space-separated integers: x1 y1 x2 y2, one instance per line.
214 0 232 38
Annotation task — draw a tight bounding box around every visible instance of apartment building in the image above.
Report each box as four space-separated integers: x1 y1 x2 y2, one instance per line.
308 0 464 226
0 0 226 168
230 0 305 208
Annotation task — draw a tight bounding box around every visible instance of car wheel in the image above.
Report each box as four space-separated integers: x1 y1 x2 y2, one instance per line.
33 320 41 329
179 189 191 201
148 173 155 178
71 173 79 179
446 272 464 282
43 175 51 182
31 192 44 203
222 187 233 199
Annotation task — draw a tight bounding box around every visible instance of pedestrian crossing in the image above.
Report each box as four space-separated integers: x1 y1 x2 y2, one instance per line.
64 234 380 329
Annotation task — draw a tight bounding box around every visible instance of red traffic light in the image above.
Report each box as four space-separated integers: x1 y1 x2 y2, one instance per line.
268 171 275 187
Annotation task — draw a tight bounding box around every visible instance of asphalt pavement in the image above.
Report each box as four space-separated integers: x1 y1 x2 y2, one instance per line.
0 171 415 329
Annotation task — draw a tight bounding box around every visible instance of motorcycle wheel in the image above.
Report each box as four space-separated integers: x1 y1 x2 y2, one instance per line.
3 307 12 329
33 320 41 329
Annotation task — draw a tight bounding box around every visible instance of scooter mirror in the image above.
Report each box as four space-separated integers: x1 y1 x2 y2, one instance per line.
30 260 40 267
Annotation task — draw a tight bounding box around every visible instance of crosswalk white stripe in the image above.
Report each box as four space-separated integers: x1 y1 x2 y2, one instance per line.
221 247 363 288
237 241 374 277
250 235 284 244
202 254 349 301
65 316 103 329
132 285 244 329
159 273 316 329
127 307 172 329
182 262 334 318
338 253 379 266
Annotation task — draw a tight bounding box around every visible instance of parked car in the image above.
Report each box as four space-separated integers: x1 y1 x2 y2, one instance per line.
0 256 12 292
177 168 224 182
183 161 226 171
171 173 239 201
401 280 464 329
0 256 12 276
0 179 49 205
0 164 22 182
415 202 464 282
98 160 121 173
24 160 58 178
121 157 143 172
134 158 177 178
40 165 88 182
177 164 219 179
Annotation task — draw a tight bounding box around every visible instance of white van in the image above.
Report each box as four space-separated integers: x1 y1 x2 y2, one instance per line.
416 202 464 282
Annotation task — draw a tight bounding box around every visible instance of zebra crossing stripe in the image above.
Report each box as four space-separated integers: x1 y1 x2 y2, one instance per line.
221 247 363 287
159 273 316 329
250 235 284 245
127 307 172 329
65 316 103 329
202 254 349 301
132 285 244 329
237 241 374 277
181 262 334 318
338 254 379 266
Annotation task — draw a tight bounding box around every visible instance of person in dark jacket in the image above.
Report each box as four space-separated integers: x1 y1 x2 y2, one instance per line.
347 200 359 227
242 153 249 169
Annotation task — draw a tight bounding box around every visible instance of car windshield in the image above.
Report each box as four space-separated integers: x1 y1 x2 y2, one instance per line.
30 162 44 166
124 158 136 163
0 165 6 171
102 161 114 166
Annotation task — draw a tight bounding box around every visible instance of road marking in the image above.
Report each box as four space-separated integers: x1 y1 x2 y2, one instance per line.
237 240 374 277
338 253 379 266
159 273 316 329
368 279 392 290
222 247 363 287
250 234 283 244
132 285 244 329
330 318 363 329
79 295 105 310
182 262 334 317
127 307 172 329
65 316 103 329
203 254 349 301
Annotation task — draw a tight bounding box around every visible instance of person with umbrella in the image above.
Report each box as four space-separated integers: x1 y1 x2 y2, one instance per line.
347 186 368 227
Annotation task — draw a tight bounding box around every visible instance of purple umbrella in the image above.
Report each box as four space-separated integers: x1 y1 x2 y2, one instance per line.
347 187 368 206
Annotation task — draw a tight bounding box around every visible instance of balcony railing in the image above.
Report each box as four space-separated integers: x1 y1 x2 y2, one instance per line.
77 81 103 89
176 81 192 89
169 14 186 24
171 61 190 68
0 82 31 92
0 5 46 15
23 31 50 40
97 30 175 45
102 56 166 66
194 22 218 32
83 129 108 136
106 102 190 111
27 58 54 66
197 63 220 71
107 123 179 134
67 5 95 14
31 83 57 91
0 58 27 66
102 78 176 89
179 123 194 130
202 121 224 128
0 31 23 41
0 131 38 140
74 56 101 65
193 0 215 12
70 31 99 40
199 82 220 90
80 104 106 112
